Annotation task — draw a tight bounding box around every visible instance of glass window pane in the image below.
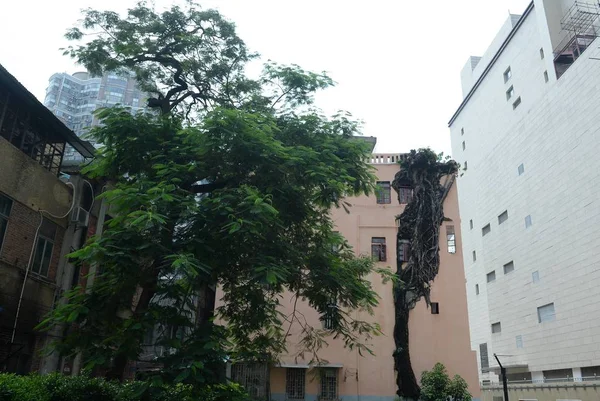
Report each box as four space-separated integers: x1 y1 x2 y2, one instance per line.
0 218 7 252
40 240 54 277
0 194 12 217
32 238 45 274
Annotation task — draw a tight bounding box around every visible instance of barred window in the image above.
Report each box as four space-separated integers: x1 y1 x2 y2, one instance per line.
398 186 413 204
323 299 337 330
446 225 456 254
286 368 306 400
231 363 268 399
320 368 338 400
376 181 391 204
371 237 386 262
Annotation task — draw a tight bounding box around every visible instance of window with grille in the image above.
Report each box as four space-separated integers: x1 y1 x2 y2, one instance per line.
31 218 57 277
446 225 456 254
323 300 337 330
231 363 268 399
0 194 12 254
398 240 410 263
398 187 413 204
320 368 338 400
371 237 386 262
376 181 391 204
286 368 306 400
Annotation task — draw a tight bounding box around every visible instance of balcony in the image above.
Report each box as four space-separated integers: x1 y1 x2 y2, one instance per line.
370 153 409 165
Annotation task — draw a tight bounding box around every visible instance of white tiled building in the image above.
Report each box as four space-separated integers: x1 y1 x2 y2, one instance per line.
449 0 600 392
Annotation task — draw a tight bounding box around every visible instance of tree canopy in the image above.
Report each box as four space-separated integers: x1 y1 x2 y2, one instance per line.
40 0 382 385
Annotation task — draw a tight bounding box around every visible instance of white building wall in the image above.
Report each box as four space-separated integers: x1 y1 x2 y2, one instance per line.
450 1 600 382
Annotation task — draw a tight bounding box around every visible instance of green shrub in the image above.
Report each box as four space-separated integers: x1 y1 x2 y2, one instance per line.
420 363 472 401
0 374 250 401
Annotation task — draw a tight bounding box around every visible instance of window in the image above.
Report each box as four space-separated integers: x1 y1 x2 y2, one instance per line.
525 215 533 228
31 219 57 277
461 127 464 136
0 194 12 254
518 163 525 175
462 141 466 150
446 225 456 254
537 303 555 323
544 70 549 83
464 161 468 170
320 369 338 400
371 237 387 262
487 271 496 283
504 66 512 82
286 368 306 400
482 224 491 236
506 85 515 100
398 240 410 262
398 186 413 204
491 322 502 333
532 270 540 283
479 343 489 369
323 300 337 330
472 250 477 262
476 284 480 295
376 181 391 204
503 261 515 274
431 302 440 314
513 96 522 109
498 210 509 224
231 363 268 399
469 219 473 230
516 335 523 349
540 47 545 59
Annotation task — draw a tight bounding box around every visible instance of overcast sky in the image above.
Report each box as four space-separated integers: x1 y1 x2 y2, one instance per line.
1 0 530 156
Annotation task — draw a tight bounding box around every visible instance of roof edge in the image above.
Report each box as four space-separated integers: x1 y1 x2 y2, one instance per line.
448 1 535 127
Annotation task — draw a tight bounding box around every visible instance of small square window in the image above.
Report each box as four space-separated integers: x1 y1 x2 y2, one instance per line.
516 335 524 348
503 67 512 83
544 70 549 83
491 322 502 333
431 302 440 315
475 284 480 295
472 250 477 262
498 210 508 224
525 215 533 228
487 271 496 283
537 303 556 323
503 261 515 274
518 163 525 175
540 47 545 59
469 219 473 230
462 141 466 151
513 96 522 109
506 86 514 100
482 224 491 236
532 270 540 283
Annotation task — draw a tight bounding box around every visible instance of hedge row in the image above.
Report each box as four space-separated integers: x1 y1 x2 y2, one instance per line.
0 373 250 401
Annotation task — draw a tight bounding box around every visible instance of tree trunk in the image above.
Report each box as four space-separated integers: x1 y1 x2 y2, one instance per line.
393 301 420 401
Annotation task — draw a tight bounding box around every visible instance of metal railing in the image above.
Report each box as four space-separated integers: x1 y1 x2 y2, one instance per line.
369 153 408 165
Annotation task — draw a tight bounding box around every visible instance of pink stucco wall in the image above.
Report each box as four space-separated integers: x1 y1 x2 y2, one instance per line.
218 158 479 400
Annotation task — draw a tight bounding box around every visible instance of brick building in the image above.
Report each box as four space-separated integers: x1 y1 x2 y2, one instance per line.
0 63 95 373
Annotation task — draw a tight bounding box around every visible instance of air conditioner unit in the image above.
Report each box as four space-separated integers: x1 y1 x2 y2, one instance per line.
71 206 89 227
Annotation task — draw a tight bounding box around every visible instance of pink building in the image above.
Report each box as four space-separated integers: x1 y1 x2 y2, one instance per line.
229 154 479 401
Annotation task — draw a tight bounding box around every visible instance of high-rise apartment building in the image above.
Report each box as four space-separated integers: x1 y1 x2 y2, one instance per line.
44 71 147 160
450 1 600 400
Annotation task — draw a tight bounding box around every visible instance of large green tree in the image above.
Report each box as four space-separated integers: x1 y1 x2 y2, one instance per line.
40 1 381 384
